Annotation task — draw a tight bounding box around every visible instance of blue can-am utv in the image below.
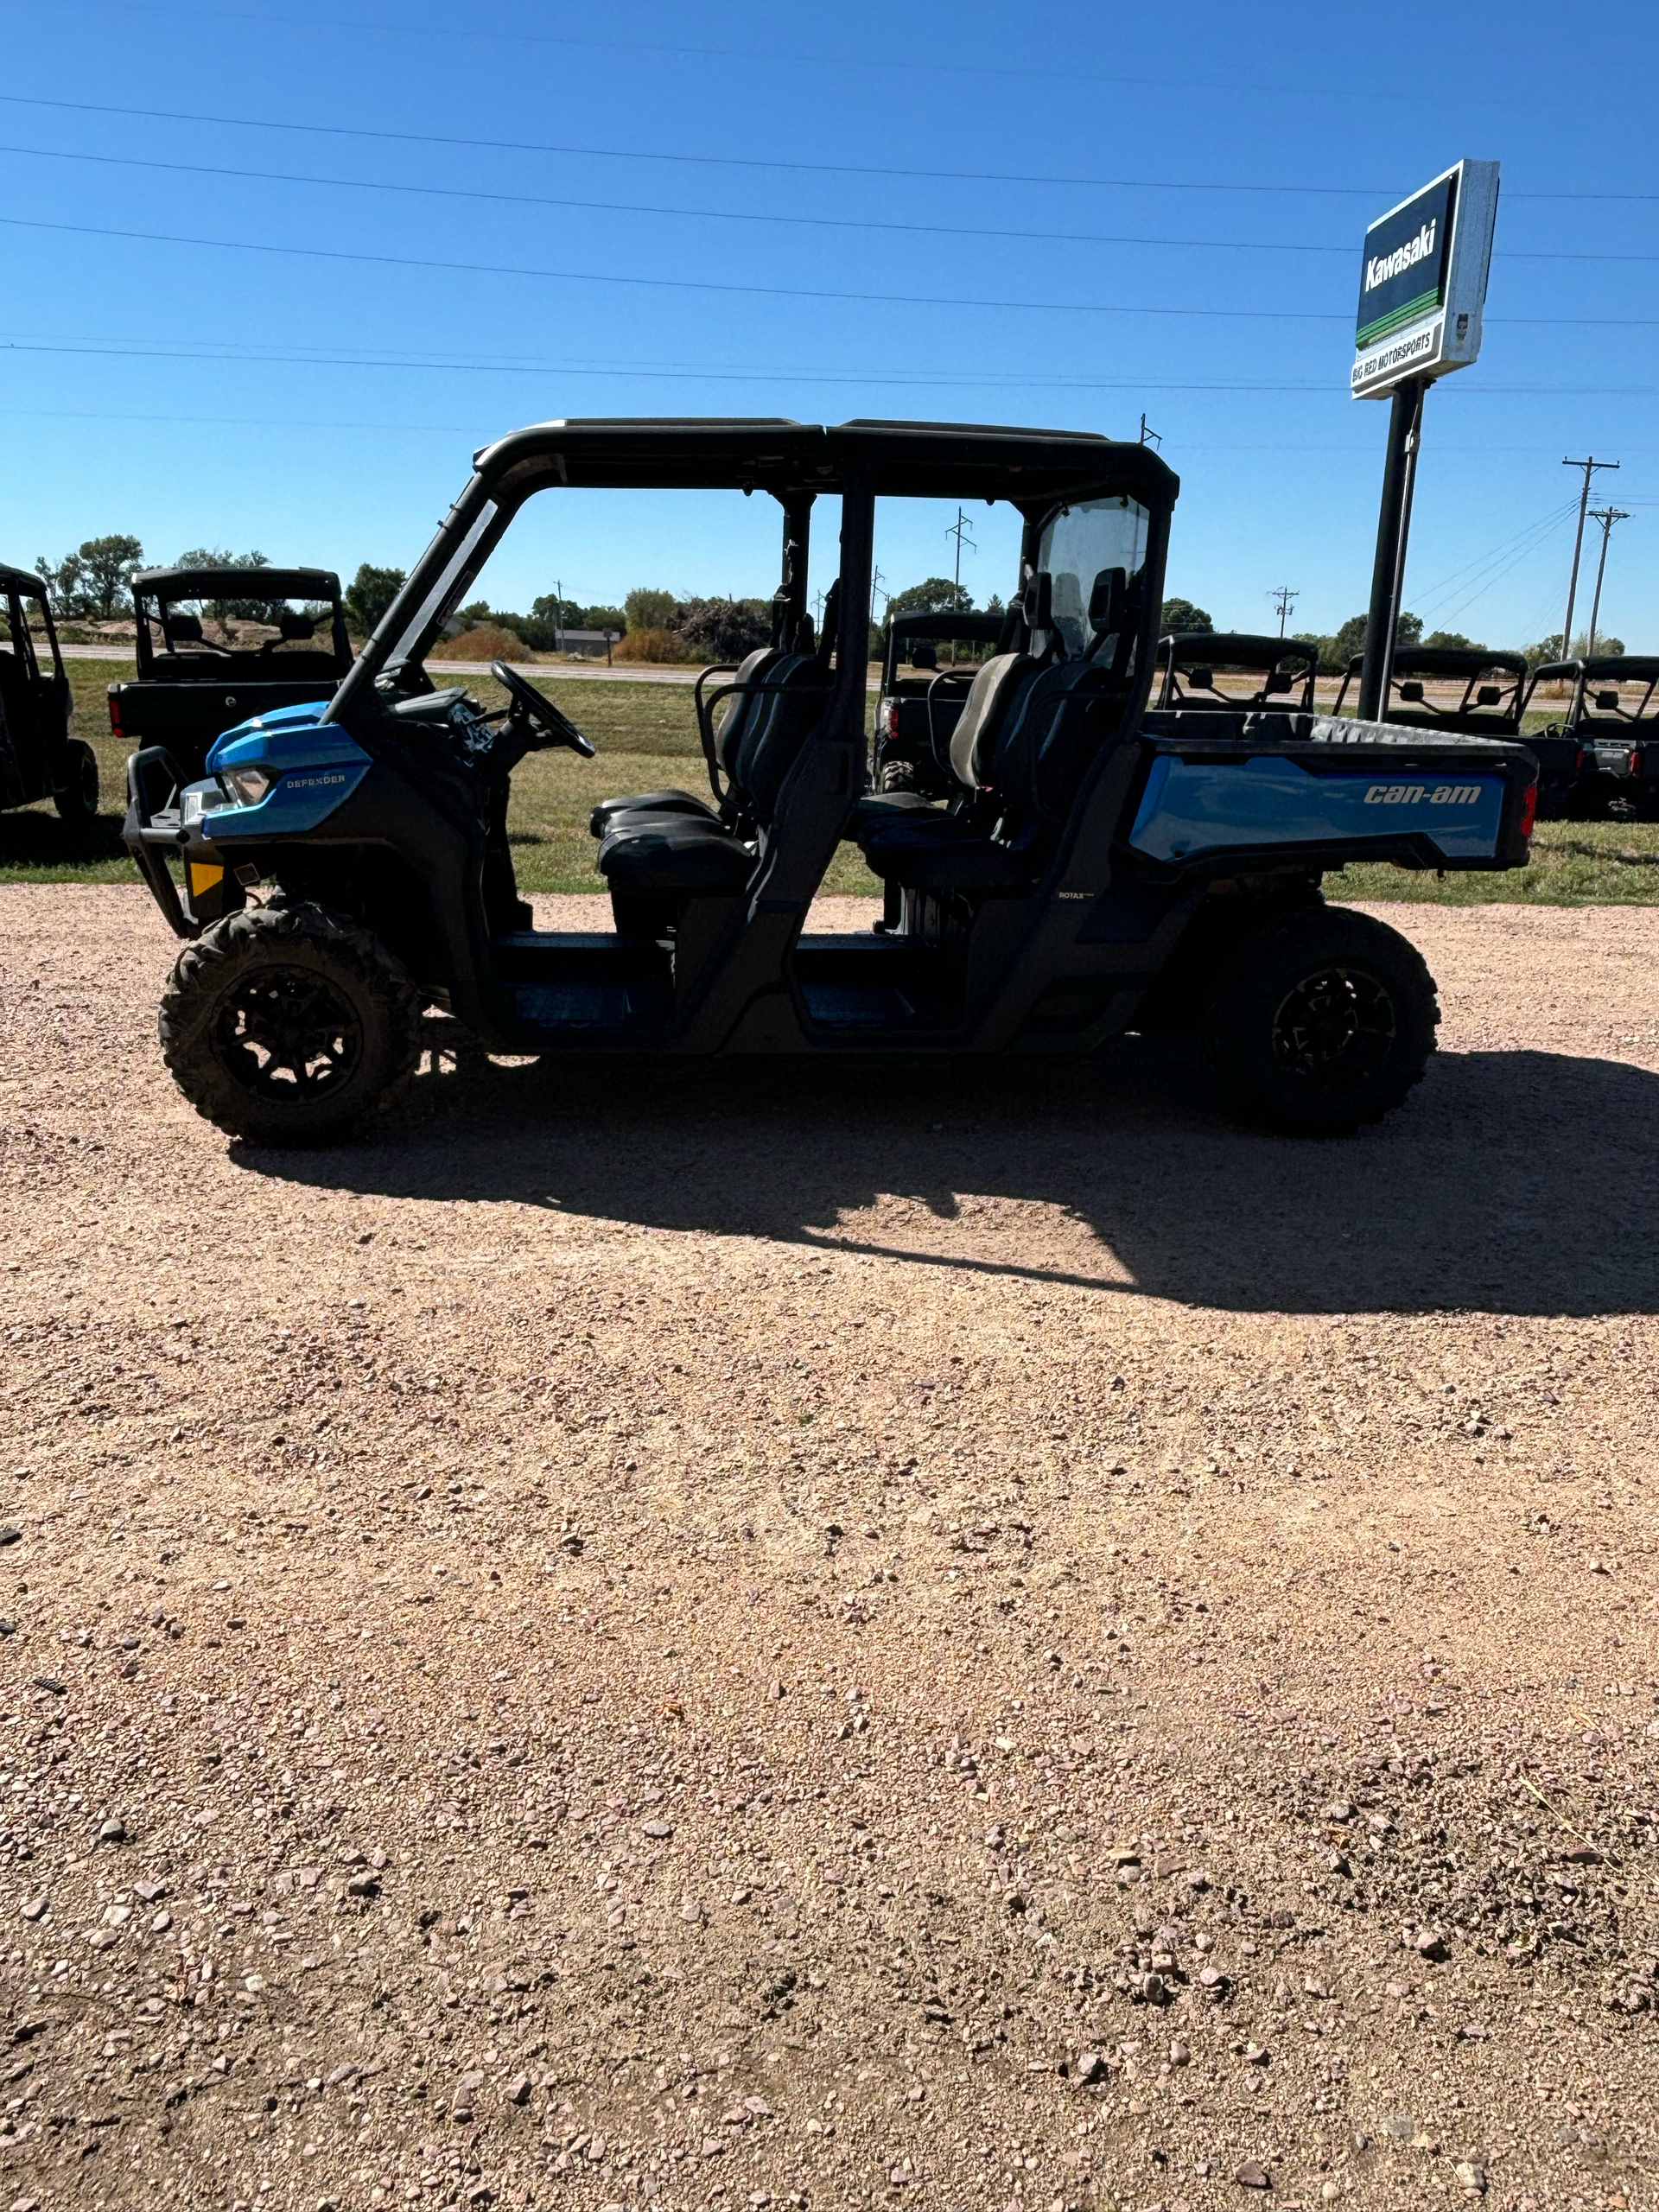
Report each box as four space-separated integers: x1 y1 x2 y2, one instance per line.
124 416 1538 1146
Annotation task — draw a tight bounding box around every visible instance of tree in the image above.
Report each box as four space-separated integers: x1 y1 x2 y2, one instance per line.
344 563 407 638
175 547 275 624
625 587 677 632
1327 610 1424 671
1421 630 1485 652
35 534 143 620
675 597 771 661
887 577 974 620
35 551 88 616
1160 596 1212 635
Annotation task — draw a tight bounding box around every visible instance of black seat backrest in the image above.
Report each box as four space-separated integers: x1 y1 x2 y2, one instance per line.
944 653 1039 791
714 644 788 782
164 612 204 646
737 581 841 824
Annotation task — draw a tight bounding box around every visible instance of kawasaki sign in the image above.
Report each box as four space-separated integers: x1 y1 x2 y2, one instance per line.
1351 161 1499 399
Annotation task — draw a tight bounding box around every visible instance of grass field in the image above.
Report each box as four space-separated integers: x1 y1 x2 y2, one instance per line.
3 658 1655 904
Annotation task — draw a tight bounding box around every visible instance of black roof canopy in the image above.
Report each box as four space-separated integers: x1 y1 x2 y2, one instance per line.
470 416 1179 512
1580 654 1659 681
1164 632 1317 665
0 563 48 601
135 566 343 601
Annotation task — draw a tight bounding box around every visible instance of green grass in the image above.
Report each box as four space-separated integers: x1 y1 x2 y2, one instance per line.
3 660 1653 904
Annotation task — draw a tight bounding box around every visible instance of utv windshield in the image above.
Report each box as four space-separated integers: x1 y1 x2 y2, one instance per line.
1038 496 1150 658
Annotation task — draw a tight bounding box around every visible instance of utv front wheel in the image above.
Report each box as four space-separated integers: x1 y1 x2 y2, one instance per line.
1202 906 1439 1135
53 741 99 822
160 902 423 1145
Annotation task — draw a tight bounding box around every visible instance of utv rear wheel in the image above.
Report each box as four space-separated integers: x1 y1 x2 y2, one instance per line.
53 741 99 822
1202 906 1439 1135
159 902 423 1146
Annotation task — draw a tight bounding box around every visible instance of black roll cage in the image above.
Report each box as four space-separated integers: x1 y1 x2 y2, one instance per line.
1523 655 1659 730
131 565 353 678
328 417 1179 745
1334 645 1529 729
1155 632 1319 712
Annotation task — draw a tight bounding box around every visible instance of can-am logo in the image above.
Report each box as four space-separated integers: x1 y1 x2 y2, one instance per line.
1364 221 1437 296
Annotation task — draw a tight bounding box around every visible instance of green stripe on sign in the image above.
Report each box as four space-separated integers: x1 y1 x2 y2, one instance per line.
1356 286 1444 349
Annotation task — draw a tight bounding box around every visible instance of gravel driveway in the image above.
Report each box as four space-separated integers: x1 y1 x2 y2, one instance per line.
1 887 1656 2212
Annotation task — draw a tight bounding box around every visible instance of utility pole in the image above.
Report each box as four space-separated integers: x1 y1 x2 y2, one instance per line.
945 508 976 602
1268 587 1298 638
1585 505 1629 658
1560 456 1618 659
945 508 976 663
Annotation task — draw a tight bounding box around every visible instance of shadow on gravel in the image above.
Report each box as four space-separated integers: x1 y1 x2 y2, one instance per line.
237 1032 1659 1317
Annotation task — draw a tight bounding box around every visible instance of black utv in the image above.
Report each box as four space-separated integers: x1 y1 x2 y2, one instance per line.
1155 633 1319 713
1521 655 1659 819
1332 646 1528 739
108 566 353 784
0 564 96 820
873 610 1007 801
124 416 1538 1149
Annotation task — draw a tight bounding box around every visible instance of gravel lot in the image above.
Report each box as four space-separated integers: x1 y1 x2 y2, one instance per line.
1 887 1656 2212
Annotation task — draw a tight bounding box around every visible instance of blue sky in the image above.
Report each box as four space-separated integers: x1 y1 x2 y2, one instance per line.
4 0 1656 647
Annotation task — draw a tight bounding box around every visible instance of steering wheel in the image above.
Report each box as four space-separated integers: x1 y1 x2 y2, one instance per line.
491 660 596 757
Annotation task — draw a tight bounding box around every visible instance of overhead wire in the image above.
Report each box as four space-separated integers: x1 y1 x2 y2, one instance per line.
3 215 1657 333
0 139 1652 264
47 4 1656 123
0 91 1650 205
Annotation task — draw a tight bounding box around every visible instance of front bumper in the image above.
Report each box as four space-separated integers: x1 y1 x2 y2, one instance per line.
123 748 246 939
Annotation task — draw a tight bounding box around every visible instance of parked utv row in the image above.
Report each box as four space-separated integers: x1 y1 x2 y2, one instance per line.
1153 632 1658 819
116 414 1548 1148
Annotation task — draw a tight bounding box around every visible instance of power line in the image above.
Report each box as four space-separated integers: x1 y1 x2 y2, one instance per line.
0 139 1652 265
0 91 1650 206
6 215 1658 334
52 4 1656 122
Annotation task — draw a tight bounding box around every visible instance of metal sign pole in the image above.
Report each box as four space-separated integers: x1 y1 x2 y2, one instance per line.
1357 376 1426 721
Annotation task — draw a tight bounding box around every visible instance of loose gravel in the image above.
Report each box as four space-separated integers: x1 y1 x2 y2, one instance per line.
0 886 1656 2212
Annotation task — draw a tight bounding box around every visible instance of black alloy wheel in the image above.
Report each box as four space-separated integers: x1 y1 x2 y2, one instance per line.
1267 963 1396 1100
212 964 365 1101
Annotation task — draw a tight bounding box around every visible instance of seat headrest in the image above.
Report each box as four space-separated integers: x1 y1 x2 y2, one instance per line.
278 610 315 641
164 613 203 645
1021 572 1052 631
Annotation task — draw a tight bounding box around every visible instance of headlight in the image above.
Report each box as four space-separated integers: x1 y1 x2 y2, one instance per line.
221 766 273 808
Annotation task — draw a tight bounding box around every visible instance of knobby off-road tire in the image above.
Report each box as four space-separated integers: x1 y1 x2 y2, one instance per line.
159 901 423 1146
52 741 99 822
1202 905 1440 1136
